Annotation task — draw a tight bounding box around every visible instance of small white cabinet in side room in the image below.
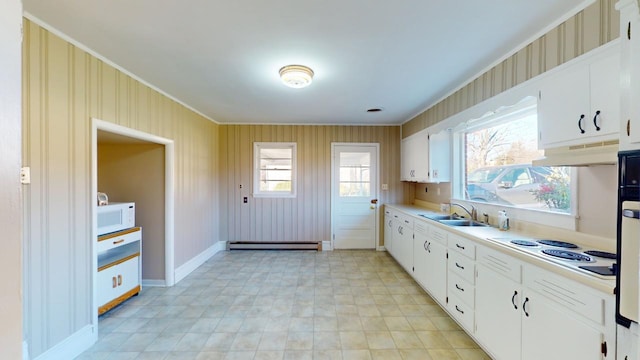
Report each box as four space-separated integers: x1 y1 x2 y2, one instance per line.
619 0 640 151
401 128 451 183
413 221 448 306
537 46 620 149
97 227 142 315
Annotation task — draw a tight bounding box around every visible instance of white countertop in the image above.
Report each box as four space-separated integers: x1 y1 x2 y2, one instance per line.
385 203 616 294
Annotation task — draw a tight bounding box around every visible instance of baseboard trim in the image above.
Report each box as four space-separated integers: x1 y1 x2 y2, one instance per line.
377 246 386 251
322 240 333 251
32 324 95 360
141 279 166 287
174 241 226 284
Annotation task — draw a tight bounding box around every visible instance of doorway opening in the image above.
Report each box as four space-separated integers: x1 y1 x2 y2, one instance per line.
91 119 175 324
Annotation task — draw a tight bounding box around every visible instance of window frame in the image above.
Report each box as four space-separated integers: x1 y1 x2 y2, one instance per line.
253 142 297 198
450 98 579 231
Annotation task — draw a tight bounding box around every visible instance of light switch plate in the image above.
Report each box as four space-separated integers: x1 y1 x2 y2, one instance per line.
381 184 389 190
21 167 31 184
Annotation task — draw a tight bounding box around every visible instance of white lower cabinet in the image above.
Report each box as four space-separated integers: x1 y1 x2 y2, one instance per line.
384 209 395 255
392 213 414 272
413 220 447 305
475 246 613 360
447 232 476 333
476 247 523 360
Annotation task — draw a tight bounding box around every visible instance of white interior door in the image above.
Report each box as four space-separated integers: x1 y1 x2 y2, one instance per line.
332 144 378 249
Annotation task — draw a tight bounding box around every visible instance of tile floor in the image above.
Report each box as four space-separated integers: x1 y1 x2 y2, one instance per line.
78 250 491 360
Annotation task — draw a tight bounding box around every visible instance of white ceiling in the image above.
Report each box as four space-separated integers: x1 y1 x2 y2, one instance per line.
24 0 587 125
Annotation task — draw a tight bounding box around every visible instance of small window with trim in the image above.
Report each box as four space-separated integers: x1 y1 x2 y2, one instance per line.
254 142 297 198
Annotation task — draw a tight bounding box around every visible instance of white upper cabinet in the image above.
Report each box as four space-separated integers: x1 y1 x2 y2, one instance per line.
619 0 640 151
401 129 429 182
537 46 620 149
401 128 450 183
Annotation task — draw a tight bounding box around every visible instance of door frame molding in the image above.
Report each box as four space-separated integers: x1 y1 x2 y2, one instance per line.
91 118 176 328
330 142 380 250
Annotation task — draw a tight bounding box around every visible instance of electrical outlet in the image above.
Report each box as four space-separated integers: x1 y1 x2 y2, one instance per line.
437 187 441 196
243 197 248 203
381 184 388 190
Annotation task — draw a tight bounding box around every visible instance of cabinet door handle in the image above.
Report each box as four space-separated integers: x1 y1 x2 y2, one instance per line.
627 119 631 137
423 240 429 252
113 239 125 245
398 226 403 235
511 290 518 310
455 305 464 314
592 110 601 131
112 276 117 288
117 275 122 286
455 284 464 292
578 114 586 134
455 262 464 270
523 297 530 317
456 243 465 250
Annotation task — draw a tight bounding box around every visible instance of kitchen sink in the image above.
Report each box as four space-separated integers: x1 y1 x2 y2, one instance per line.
438 219 490 227
418 214 459 221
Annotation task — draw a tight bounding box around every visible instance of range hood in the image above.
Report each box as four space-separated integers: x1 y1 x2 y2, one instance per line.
532 140 618 166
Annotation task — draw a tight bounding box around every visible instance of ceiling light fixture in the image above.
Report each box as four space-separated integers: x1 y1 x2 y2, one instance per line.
279 65 314 88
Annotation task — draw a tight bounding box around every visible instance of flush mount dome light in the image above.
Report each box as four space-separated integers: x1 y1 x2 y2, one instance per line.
279 65 314 88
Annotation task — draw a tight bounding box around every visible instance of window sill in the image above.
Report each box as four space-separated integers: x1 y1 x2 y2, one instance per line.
451 199 576 232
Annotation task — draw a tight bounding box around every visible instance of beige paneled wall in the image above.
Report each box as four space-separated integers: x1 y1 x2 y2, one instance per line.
403 0 619 137
220 125 406 246
1 0 23 359
22 19 220 358
98 143 166 281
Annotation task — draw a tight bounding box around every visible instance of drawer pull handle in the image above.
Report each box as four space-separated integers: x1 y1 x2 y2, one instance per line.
456 243 465 250
511 291 518 310
455 262 464 270
112 276 117 288
455 284 464 292
523 297 530 317
578 114 586 134
113 239 125 245
404 220 410 224
117 275 122 286
455 305 464 314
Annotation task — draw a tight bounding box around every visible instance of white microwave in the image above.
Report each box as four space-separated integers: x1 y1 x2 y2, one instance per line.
97 202 135 236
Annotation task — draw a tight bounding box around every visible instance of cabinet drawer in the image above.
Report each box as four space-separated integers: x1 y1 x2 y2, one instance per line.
448 272 475 308
396 213 414 229
524 265 605 326
430 226 448 246
448 293 474 331
449 234 476 259
477 246 522 283
98 227 142 253
414 219 429 236
98 255 140 308
449 251 475 285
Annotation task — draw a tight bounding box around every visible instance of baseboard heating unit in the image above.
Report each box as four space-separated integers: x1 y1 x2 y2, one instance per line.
227 241 322 251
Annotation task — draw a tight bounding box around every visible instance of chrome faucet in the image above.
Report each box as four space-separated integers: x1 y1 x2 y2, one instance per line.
450 202 478 221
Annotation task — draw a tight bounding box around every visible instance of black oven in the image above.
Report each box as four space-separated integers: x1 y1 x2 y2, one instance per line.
616 150 640 327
